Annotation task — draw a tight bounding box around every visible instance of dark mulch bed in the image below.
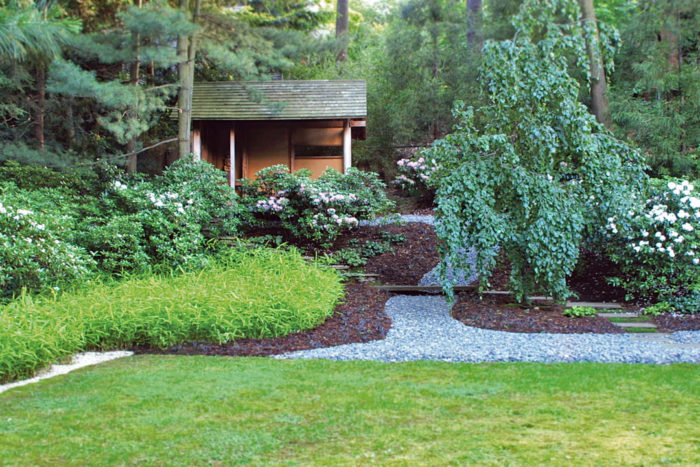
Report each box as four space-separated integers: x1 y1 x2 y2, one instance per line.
653 314 700 333
361 223 440 284
452 293 624 334
132 282 390 357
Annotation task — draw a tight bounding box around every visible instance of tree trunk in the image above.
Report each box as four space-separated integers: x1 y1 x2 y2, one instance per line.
177 0 191 159
578 0 610 127
335 0 349 62
34 64 46 149
126 0 143 173
185 0 200 160
466 0 483 51
66 96 75 149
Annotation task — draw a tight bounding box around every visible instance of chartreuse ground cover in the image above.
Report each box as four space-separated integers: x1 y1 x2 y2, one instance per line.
1 357 699 465
0 248 342 383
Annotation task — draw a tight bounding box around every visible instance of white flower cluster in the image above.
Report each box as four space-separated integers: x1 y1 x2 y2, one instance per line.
608 180 700 265
255 196 289 213
311 211 358 229
146 192 190 215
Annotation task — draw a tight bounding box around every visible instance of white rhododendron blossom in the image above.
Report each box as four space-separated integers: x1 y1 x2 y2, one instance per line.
606 180 699 295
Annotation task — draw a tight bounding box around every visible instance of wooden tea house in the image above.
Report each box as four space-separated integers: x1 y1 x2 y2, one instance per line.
188 80 367 186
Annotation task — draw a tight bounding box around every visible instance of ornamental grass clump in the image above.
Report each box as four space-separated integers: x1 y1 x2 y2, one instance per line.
0 247 343 383
426 0 647 303
605 179 699 303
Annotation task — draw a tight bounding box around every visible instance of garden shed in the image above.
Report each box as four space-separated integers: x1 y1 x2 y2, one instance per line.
188 80 367 186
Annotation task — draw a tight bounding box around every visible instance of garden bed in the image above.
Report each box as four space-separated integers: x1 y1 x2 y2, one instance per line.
133 282 391 357
451 294 624 334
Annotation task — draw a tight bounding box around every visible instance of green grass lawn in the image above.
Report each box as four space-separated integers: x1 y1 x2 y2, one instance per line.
1 356 699 465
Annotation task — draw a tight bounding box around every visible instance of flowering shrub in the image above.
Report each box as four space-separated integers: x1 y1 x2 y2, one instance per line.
605 179 700 302
240 165 393 245
0 195 94 297
394 155 439 197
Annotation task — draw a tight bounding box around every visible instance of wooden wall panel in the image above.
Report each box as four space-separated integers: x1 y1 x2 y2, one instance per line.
295 157 343 178
293 127 343 146
245 126 289 177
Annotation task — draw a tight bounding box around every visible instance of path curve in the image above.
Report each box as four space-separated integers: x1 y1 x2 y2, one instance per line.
278 295 700 364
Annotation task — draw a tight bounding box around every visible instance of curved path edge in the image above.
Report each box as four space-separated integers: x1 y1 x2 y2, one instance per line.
278 295 700 364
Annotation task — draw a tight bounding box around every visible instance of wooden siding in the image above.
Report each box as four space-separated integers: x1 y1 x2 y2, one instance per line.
190 81 366 121
295 158 344 177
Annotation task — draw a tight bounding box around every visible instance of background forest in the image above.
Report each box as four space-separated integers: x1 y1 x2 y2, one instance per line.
0 0 698 180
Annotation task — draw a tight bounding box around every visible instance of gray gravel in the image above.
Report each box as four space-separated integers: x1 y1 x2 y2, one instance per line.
320 213 700 363
668 331 700 344
419 248 478 287
278 295 700 364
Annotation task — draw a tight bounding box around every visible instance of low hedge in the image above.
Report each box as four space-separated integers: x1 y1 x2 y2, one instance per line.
0 247 343 383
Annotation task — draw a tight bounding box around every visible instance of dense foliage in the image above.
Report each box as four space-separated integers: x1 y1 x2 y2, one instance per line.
610 0 700 178
427 0 647 302
0 158 242 297
0 247 343 383
604 179 699 308
240 165 394 246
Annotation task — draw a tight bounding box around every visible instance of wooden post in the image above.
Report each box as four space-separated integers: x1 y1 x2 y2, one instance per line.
191 128 201 160
229 127 236 187
342 119 351 172
288 127 295 172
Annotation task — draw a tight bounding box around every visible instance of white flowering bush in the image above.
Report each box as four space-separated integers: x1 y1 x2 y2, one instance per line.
394 156 439 197
0 197 94 297
76 158 245 271
240 165 393 245
605 179 700 303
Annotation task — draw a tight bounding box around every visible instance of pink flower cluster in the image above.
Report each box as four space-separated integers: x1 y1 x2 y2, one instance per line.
255 196 289 213
312 191 358 205
311 212 358 230
395 156 439 191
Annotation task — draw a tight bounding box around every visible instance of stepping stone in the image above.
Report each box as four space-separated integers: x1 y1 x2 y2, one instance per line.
566 301 622 310
614 322 657 329
659 343 700 349
629 333 671 339
598 312 638 318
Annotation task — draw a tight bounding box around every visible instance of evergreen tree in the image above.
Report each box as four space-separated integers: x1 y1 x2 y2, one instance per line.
609 0 700 178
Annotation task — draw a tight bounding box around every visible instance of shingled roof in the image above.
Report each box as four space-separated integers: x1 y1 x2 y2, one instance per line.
189 80 366 120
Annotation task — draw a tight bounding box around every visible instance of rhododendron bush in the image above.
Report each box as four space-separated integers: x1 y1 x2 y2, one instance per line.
605 179 700 306
394 156 438 197
240 165 393 245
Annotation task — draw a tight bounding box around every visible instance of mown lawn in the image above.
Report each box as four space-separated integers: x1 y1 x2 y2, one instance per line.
1 356 699 465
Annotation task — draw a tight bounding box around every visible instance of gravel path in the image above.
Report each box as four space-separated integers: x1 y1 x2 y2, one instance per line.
0 351 133 394
326 213 700 363
279 295 700 364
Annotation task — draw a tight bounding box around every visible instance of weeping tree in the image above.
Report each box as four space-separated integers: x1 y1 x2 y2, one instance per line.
426 0 647 303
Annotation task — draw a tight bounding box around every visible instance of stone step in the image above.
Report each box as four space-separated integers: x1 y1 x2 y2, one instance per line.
565 301 622 310
614 322 657 329
659 344 700 349
629 333 671 339
598 312 638 318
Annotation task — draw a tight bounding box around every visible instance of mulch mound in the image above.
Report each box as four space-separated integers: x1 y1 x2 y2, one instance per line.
452 293 624 334
653 314 700 333
362 223 440 284
132 282 390 357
